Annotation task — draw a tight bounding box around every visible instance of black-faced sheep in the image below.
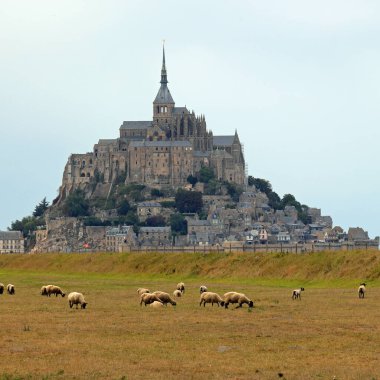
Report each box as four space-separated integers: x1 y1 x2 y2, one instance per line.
292 287 305 300
140 293 163 307
153 291 177 306
0 283 4 294
199 285 208 294
173 290 182 298
358 283 366 299
223 292 254 309
137 288 150 296
68 292 87 309
7 284 15 295
46 285 65 297
177 282 185 293
199 291 225 307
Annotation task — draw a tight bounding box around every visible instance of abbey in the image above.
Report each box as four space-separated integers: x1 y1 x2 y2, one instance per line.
60 47 245 197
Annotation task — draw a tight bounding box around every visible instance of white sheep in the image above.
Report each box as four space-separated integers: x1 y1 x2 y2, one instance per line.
46 285 65 297
358 283 366 299
149 301 164 308
41 285 49 296
153 291 177 306
68 292 88 309
0 283 4 295
173 290 182 298
199 285 208 294
7 284 15 295
137 288 150 296
223 292 254 309
177 282 185 293
140 293 163 306
292 287 305 300
199 291 225 307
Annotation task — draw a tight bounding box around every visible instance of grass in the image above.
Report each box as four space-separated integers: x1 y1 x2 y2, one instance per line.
0 250 379 379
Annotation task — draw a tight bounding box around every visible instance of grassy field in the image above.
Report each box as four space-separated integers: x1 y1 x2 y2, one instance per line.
0 250 379 379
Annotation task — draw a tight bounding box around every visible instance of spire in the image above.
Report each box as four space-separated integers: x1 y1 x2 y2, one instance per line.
161 42 168 85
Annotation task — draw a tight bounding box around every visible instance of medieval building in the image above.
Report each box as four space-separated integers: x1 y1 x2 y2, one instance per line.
59 47 245 198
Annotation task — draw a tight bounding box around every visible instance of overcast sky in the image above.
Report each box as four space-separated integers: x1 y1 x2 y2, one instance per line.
0 0 379 238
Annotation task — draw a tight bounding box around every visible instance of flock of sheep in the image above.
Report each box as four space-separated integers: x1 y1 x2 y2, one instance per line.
0 281 368 310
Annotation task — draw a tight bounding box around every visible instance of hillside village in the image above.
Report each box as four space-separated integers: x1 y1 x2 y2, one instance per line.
1 48 378 253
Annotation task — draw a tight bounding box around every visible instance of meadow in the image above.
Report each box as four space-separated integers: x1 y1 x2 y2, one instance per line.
0 250 379 379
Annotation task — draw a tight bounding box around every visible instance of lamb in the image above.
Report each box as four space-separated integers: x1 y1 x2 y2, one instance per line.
153 291 177 306
140 293 163 306
0 283 4 295
223 292 254 309
199 285 208 294
46 285 65 297
7 284 15 295
150 301 164 308
137 288 150 296
199 291 225 307
177 282 185 293
358 283 366 299
173 289 182 298
292 287 305 300
68 292 87 309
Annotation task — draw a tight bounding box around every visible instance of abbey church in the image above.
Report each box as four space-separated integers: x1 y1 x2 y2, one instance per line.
60 47 245 197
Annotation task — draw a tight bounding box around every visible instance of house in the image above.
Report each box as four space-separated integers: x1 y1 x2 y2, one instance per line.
138 226 171 246
277 231 291 243
259 229 268 244
347 227 369 241
137 201 162 222
0 231 25 253
106 225 136 252
187 219 215 245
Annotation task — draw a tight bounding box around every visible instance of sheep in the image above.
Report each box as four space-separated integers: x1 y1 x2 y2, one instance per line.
7 284 15 295
137 288 150 296
68 292 88 309
176 282 185 293
40 285 49 296
199 291 225 307
0 283 4 295
292 287 305 300
152 291 177 306
199 285 208 294
358 283 366 299
46 285 65 297
140 293 163 307
150 301 164 308
223 292 254 309
173 289 182 298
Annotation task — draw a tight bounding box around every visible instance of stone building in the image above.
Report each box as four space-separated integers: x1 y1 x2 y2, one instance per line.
138 226 171 246
58 46 245 200
106 225 137 252
137 201 163 222
0 231 24 253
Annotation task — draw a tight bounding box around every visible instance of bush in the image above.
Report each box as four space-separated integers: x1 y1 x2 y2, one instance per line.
175 189 203 213
62 189 89 217
170 213 187 235
145 215 166 227
199 166 215 183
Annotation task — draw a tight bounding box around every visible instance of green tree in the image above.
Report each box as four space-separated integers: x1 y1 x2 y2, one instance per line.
117 199 131 216
267 191 282 210
9 216 45 237
224 181 243 202
146 215 166 227
62 189 89 217
151 188 163 197
170 213 188 235
187 175 198 187
248 176 272 195
175 189 203 213
199 166 215 183
33 197 49 217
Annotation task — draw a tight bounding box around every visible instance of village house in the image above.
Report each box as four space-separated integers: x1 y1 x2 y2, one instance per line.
137 201 163 222
138 226 171 246
0 231 25 254
106 225 136 252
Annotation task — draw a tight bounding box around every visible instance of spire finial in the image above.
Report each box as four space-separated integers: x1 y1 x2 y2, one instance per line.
160 40 168 84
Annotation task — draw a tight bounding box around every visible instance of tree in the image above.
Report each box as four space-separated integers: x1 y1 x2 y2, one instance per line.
224 181 243 202
267 191 282 210
9 216 44 237
151 188 163 197
117 199 131 216
170 213 187 235
175 189 203 213
146 215 166 227
62 189 89 217
186 175 198 187
248 176 272 195
33 197 49 217
199 166 215 184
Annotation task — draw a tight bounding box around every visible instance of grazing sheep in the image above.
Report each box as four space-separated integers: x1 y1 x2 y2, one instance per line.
68 292 87 309
46 285 65 297
223 292 254 309
173 289 182 298
150 301 164 308
40 285 50 296
292 287 305 300
153 291 177 306
7 284 15 295
137 288 150 296
0 283 4 295
199 291 225 307
199 285 208 294
140 293 163 307
358 283 366 299
177 282 185 293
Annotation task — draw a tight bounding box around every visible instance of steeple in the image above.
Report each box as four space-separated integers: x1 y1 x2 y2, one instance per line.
160 44 168 85
154 42 174 105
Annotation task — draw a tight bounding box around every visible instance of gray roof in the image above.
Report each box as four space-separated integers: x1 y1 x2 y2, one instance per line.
130 140 192 148
193 151 210 157
172 107 188 114
106 225 134 236
120 121 152 130
140 227 171 233
154 84 175 104
188 220 211 226
138 202 162 208
0 231 23 240
213 135 235 146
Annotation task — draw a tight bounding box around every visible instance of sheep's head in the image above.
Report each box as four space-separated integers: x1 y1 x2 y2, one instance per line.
220 301 225 307
62 293 66 297
300 287 305 291
172 301 177 306
81 302 87 309
249 301 254 308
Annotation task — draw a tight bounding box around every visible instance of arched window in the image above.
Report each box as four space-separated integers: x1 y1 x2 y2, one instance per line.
80 173 85 177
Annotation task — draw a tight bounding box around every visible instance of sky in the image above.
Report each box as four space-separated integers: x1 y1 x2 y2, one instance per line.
0 0 379 238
